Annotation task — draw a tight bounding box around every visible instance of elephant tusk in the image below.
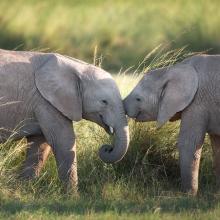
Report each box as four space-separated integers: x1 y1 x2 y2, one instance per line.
109 126 114 134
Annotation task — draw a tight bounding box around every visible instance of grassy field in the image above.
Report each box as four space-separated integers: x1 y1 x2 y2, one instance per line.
0 0 220 219
0 0 220 71
0 73 218 220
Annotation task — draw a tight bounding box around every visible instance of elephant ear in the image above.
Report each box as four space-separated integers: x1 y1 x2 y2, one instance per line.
31 53 82 121
157 64 198 127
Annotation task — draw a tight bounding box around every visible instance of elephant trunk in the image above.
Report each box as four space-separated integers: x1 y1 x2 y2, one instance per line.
99 123 129 164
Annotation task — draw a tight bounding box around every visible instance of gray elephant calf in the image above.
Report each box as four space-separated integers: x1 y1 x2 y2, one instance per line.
124 55 220 195
0 49 129 190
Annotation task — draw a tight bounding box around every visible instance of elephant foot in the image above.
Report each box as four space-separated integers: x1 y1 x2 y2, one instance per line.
19 173 34 181
19 166 38 180
182 188 198 196
181 171 199 196
181 178 199 196
59 180 79 198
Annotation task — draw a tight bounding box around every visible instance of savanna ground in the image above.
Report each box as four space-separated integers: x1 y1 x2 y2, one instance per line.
1 0 220 219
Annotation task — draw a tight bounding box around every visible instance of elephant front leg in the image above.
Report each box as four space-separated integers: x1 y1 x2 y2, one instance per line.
21 135 51 179
178 142 203 195
209 134 220 188
178 113 206 195
35 104 78 192
53 140 78 192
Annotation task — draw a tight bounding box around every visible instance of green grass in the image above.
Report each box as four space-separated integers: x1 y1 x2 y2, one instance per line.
0 73 218 220
0 0 220 71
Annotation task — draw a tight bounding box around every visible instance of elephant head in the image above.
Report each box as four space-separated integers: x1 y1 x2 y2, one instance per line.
31 53 129 163
123 64 198 127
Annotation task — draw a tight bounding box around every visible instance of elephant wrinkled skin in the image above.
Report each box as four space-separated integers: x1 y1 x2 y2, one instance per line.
0 49 129 190
124 55 220 195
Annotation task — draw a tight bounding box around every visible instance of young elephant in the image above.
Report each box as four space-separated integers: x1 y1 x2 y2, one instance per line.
124 55 220 195
0 49 129 190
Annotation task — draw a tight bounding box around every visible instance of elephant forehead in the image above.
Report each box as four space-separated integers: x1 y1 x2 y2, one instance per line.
83 81 121 101
84 71 117 89
85 65 113 80
143 73 156 82
89 83 119 96
83 77 117 90
141 74 159 89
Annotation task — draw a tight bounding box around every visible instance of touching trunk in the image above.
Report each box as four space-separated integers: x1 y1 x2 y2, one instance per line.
99 124 129 163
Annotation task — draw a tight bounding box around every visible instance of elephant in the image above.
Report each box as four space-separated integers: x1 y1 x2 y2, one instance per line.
0 49 129 190
124 54 220 195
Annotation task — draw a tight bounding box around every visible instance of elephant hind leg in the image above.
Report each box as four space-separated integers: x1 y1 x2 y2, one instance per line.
210 134 220 187
21 135 51 179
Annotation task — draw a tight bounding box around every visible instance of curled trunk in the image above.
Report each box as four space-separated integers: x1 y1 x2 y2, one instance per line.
99 125 129 163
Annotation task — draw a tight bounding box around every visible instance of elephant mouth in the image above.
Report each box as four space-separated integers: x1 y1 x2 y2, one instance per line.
135 111 151 122
99 114 114 135
135 111 144 121
82 112 114 135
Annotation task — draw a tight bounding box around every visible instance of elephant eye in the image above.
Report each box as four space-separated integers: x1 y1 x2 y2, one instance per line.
101 100 108 105
136 98 141 102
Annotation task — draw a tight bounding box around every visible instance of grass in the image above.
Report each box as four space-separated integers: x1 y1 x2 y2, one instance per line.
0 0 220 71
0 72 218 220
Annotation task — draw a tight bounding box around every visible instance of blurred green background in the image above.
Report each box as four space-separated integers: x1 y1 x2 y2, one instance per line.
0 0 220 71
